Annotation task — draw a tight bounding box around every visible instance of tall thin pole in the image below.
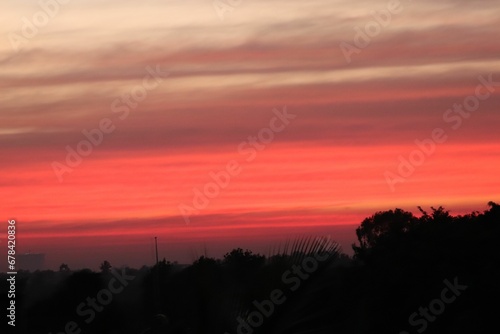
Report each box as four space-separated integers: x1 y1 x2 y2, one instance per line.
155 237 159 265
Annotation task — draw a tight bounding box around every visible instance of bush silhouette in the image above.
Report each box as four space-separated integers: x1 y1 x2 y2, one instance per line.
6 202 499 334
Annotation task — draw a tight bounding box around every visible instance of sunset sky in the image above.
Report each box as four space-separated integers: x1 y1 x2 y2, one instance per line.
1 0 500 270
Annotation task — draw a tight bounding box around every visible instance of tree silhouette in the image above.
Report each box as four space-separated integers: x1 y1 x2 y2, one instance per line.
58 263 70 272
352 208 417 262
100 260 112 273
223 248 265 269
7 202 500 334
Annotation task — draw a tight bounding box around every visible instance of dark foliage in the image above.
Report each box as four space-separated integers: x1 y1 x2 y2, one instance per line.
2 202 499 334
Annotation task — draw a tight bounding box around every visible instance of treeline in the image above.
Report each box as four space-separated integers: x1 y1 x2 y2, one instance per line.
1 202 499 334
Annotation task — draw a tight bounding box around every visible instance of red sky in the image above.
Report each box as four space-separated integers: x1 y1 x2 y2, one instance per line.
1 0 500 270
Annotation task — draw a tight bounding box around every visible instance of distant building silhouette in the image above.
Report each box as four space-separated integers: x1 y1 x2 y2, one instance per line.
17 252 45 271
